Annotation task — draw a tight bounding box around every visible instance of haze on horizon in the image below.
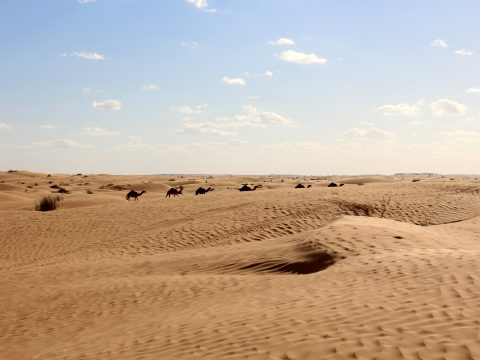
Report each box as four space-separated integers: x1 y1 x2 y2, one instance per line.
0 0 479 175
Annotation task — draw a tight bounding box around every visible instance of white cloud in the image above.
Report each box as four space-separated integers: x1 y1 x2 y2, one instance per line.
376 103 421 117
430 39 448 48
430 98 466 117
185 0 216 12
454 49 474 56
176 122 238 137
280 50 327 64
71 51 106 61
439 130 480 143
38 124 56 129
92 99 122 111
84 127 119 136
182 41 200 48
262 71 274 77
141 84 159 91
270 37 295 46
338 127 395 141
222 76 246 85
176 105 292 136
0 123 13 130
172 103 208 115
79 0 96 3
115 136 154 150
466 87 480 94
33 139 94 149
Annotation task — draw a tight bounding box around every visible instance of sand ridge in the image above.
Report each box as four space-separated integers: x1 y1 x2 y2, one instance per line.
1 172 480 359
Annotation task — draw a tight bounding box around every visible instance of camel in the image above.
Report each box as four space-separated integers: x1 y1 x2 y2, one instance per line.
195 187 213 195
238 184 259 192
166 186 183 198
126 190 146 201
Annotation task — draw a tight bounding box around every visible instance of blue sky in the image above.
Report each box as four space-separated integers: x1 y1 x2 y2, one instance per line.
0 0 479 174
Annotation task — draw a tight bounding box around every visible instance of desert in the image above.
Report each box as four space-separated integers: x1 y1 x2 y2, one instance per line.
1 170 480 359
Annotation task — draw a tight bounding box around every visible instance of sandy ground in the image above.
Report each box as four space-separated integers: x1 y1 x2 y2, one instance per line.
1 171 480 359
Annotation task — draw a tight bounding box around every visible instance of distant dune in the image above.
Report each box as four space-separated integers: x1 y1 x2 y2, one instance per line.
1 171 480 359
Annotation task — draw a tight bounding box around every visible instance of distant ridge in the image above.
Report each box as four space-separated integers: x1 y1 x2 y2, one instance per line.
394 173 440 177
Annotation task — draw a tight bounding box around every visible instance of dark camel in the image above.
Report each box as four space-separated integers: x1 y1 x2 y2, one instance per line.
166 186 183 198
195 187 213 195
126 190 146 200
238 184 259 192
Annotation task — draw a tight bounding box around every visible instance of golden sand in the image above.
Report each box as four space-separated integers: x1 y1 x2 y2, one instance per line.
1 171 480 359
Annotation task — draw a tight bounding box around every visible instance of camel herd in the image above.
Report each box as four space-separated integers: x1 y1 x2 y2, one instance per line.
126 182 330 201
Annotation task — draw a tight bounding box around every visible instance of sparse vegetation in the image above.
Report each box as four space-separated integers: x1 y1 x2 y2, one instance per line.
337 200 375 216
86 189 94 194
35 195 62 211
377 194 392 218
7 169 17 173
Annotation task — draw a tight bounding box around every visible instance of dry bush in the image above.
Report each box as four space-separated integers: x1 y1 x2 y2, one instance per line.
35 195 63 211
336 200 375 216
86 189 94 194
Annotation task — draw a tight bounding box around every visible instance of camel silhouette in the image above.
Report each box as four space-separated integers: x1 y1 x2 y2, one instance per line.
239 184 259 192
195 187 214 195
166 186 183 198
126 190 146 201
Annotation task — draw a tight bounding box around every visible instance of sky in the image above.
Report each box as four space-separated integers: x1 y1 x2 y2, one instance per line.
0 0 479 175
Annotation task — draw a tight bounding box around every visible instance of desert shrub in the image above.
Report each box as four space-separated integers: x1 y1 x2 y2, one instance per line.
57 187 70 194
336 200 375 216
50 184 60 189
7 169 17 173
86 189 94 194
35 195 62 211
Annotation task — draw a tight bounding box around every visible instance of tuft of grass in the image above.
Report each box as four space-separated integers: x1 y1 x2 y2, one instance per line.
57 187 70 194
35 195 63 211
86 189 94 194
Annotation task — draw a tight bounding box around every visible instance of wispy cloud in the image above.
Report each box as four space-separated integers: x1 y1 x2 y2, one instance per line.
430 98 466 116
115 136 154 150
79 0 96 3
33 139 94 149
465 87 480 94
92 99 122 111
176 105 292 136
454 49 474 56
38 124 56 129
279 50 327 64
182 41 200 48
376 102 422 117
172 104 208 115
84 127 119 136
270 37 295 46
0 123 13 130
64 51 106 61
141 84 159 91
430 39 448 48
337 126 395 142
222 76 246 85
261 70 274 77
185 0 216 13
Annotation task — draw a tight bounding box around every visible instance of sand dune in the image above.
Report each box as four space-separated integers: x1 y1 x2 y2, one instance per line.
1 172 480 359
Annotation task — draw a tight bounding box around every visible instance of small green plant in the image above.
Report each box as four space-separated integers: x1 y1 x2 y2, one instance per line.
35 195 62 211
